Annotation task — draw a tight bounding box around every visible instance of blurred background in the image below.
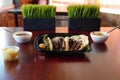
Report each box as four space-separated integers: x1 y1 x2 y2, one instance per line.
0 0 120 27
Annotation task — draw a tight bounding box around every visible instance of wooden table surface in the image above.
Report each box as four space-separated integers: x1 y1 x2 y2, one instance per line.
0 27 120 80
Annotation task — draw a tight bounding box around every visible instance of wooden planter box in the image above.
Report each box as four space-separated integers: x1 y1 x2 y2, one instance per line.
23 18 55 31
68 18 101 31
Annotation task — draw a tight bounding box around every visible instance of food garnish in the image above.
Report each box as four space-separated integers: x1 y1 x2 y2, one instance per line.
39 43 46 49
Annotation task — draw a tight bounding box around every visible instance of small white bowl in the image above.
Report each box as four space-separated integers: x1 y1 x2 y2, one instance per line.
90 31 110 43
13 31 32 43
1 46 20 61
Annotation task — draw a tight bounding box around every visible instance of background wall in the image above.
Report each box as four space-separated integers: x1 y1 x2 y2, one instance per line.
100 13 120 26
0 0 13 7
13 0 21 8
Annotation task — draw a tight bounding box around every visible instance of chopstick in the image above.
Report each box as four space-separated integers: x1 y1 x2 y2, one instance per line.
3 28 12 34
107 26 120 34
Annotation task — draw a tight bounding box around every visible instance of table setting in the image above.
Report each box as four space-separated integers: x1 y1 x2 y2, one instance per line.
0 26 120 80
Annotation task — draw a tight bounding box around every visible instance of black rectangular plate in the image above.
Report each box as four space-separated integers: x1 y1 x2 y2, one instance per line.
34 33 91 55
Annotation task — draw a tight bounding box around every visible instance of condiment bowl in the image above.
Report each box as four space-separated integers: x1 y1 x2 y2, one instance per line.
13 31 32 43
1 46 20 61
90 31 110 43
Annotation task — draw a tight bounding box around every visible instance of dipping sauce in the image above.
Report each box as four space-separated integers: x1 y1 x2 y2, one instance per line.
92 32 104 36
13 31 32 43
90 31 110 43
15 33 28 36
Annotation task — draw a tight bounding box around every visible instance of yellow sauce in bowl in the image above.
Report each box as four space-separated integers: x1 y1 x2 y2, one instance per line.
92 32 104 36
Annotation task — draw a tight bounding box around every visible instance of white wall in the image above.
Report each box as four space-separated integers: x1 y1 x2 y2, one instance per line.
0 0 13 7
